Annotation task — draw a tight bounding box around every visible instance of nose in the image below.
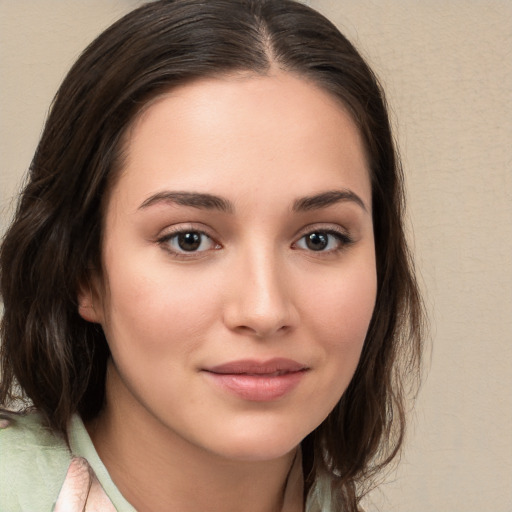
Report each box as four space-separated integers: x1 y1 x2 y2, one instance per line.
223 248 299 338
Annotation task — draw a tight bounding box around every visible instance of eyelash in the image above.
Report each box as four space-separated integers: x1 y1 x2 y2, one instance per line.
293 228 353 254
157 226 353 258
157 227 220 259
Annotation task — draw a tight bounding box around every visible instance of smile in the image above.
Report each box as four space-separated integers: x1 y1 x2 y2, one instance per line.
202 358 309 401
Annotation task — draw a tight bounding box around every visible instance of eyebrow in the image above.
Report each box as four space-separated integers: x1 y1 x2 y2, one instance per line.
138 188 368 214
292 190 368 213
139 191 234 213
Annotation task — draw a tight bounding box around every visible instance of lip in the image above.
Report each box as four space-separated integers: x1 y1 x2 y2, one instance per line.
202 358 309 401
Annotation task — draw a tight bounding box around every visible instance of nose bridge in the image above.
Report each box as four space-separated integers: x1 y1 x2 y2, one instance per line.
224 240 297 337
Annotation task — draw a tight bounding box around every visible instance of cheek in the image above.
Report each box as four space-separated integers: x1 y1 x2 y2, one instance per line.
304 262 377 340
301 257 377 383
291 266 376 436
98 252 221 359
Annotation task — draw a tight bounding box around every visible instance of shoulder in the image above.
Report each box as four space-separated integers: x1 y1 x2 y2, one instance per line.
0 409 72 511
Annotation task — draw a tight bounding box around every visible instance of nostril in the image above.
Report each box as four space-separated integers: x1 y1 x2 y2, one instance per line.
222 268 299 336
231 320 292 338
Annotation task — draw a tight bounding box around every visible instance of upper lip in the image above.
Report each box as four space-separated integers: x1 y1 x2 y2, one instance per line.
204 358 308 375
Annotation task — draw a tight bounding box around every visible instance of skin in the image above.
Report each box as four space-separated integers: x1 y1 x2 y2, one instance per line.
79 71 377 512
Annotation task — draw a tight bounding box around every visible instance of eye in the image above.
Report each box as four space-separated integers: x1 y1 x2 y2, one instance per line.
159 230 219 255
295 230 352 253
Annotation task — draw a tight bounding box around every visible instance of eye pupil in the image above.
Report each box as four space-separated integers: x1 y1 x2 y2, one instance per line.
306 232 328 251
177 232 201 251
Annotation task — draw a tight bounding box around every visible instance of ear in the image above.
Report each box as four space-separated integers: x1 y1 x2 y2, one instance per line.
77 277 103 324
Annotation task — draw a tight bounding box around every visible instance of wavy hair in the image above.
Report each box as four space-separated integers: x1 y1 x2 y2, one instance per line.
0 1 424 510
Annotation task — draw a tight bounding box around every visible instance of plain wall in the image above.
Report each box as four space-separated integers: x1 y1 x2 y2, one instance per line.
1 1 511 511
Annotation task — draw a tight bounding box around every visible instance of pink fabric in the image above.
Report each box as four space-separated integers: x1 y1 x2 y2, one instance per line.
54 451 304 511
54 457 116 511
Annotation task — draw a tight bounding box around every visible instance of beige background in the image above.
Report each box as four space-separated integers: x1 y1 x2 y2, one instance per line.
1 1 511 511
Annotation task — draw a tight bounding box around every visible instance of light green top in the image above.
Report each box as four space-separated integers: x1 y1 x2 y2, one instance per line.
67 415 135 510
0 411 135 511
0 410 333 511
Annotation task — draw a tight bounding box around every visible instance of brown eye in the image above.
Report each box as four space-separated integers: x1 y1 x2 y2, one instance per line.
161 230 218 255
177 232 202 251
295 230 352 253
305 232 328 251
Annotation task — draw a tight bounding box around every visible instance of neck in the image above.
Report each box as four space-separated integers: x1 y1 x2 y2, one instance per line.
87 364 303 512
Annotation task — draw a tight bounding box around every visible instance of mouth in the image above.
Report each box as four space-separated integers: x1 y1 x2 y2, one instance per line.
204 358 308 375
202 358 309 401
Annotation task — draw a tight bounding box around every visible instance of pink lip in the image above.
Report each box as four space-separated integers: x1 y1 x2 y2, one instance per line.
202 358 309 401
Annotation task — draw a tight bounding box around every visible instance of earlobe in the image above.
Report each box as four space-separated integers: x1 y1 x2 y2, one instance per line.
77 279 103 324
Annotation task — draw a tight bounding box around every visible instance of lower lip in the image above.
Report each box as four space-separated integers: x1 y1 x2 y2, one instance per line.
203 371 307 401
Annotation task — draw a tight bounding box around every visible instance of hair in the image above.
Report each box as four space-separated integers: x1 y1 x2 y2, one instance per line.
0 1 424 510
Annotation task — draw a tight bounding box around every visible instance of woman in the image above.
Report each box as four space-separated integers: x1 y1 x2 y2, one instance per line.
0 1 424 510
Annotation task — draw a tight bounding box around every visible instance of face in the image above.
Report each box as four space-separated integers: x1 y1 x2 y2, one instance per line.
81 72 377 462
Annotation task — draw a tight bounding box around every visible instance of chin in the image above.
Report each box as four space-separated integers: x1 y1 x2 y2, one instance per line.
213 440 299 463
200 420 310 462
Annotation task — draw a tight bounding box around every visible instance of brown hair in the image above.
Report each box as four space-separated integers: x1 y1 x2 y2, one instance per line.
0 1 424 509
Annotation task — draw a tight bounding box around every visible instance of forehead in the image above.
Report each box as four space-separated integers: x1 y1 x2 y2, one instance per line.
111 71 371 212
